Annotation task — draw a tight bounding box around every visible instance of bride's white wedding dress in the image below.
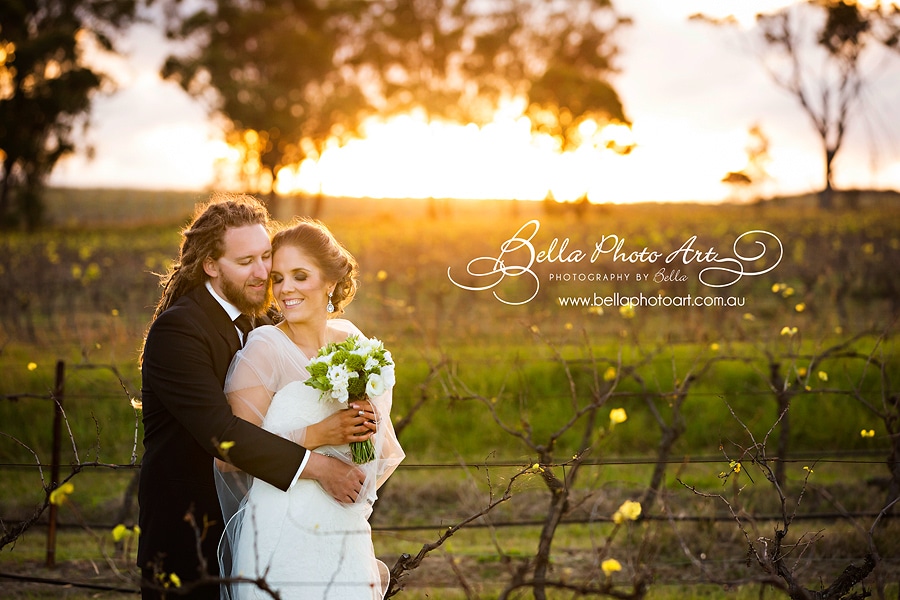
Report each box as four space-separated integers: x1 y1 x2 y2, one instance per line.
216 320 404 600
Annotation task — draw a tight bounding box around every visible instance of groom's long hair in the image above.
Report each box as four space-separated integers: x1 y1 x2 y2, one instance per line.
140 193 269 359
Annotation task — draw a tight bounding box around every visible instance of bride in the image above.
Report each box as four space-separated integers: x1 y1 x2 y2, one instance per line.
215 218 405 599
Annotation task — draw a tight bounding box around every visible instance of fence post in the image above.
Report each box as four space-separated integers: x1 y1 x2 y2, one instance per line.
45 359 64 568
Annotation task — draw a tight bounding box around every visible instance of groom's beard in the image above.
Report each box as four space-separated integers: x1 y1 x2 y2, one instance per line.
220 272 272 317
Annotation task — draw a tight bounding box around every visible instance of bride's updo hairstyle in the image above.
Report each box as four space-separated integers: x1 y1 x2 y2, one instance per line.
271 217 359 316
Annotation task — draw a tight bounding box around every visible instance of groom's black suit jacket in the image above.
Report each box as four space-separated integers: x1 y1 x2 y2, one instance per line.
137 284 305 593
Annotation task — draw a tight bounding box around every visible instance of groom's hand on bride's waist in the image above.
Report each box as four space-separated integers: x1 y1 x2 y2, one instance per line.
302 452 366 504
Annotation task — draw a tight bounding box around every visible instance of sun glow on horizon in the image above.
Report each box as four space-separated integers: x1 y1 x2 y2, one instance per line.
271 103 751 204
277 105 568 201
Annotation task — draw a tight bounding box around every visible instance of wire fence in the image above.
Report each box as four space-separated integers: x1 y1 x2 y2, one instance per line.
2 356 899 597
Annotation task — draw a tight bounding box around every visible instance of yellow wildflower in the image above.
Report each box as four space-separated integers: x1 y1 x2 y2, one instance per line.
601 558 622 576
619 302 635 319
729 460 741 474
609 408 627 425
780 326 798 337
794 303 805 313
49 482 74 505
709 342 720 352
860 429 875 438
612 500 642 524
603 366 617 382
620 500 642 520
168 573 181 588
376 270 388 282
112 524 129 542
27 362 37 371
818 371 828 382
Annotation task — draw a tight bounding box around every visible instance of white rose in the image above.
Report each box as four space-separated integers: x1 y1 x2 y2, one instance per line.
366 373 386 397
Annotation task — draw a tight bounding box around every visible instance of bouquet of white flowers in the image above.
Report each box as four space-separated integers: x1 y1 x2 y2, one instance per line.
304 335 396 463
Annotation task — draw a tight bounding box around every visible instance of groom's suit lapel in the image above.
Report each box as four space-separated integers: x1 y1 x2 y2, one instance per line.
188 285 243 357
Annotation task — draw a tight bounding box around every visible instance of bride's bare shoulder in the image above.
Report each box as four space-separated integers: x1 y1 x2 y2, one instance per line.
327 318 364 340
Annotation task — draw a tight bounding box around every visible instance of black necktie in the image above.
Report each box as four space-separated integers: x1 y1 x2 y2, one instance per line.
234 314 253 346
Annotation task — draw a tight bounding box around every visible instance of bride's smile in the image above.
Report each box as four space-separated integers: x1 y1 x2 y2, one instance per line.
271 244 337 353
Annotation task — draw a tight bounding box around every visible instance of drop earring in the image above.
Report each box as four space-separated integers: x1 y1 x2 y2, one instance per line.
326 291 335 314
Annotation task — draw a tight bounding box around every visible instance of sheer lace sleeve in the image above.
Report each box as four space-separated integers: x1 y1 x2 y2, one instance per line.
224 326 284 422
222 326 311 445
369 386 405 491
223 358 273 427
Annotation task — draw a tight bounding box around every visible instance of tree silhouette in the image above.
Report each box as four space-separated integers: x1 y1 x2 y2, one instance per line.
694 0 900 209
0 0 141 230
160 0 631 199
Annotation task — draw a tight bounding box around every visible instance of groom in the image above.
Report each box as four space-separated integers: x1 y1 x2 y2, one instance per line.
137 193 366 600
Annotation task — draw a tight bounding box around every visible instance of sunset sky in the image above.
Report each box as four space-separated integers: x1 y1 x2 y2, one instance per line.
48 0 900 203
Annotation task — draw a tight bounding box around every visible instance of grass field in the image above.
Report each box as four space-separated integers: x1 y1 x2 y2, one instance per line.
1 189 899 598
